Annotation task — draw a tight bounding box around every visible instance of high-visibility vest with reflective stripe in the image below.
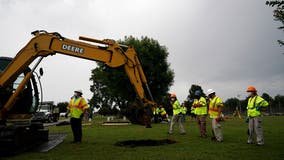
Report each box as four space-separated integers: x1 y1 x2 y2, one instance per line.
209 96 223 118
193 97 207 115
247 96 268 117
67 97 89 118
172 100 182 115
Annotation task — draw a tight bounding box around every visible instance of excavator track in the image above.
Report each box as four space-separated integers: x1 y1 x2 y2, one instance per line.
0 122 48 156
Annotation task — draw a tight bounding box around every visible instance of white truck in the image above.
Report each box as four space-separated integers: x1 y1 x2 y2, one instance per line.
33 101 59 122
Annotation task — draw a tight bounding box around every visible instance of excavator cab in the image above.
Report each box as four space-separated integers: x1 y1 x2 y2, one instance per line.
0 57 47 155
0 57 39 117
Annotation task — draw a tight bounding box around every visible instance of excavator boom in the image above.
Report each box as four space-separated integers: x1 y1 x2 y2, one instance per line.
0 31 155 119
0 31 156 155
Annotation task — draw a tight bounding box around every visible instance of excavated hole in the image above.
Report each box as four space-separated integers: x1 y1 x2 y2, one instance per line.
114 139 177 147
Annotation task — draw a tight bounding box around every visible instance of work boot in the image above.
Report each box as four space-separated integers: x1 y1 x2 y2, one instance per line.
211 137 217 141
257 142 264 146
145 124 152 128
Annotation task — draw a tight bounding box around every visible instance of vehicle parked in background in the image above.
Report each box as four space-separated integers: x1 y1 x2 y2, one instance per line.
33 101 59 122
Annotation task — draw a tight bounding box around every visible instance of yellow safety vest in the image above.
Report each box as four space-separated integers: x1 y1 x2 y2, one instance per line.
67 96 89 118
191 107 195 114
208 96 223 118
153 107 160 115
181 106 187 114
193 97 207 115
172 100 182 115
159 107 167 116
247 96 268 117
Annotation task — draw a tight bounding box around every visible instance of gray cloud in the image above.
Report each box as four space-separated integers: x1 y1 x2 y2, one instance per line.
0 0 283 103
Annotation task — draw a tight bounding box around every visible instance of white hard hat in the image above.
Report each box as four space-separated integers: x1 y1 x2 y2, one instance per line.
74 89 83 94
207 89 215 95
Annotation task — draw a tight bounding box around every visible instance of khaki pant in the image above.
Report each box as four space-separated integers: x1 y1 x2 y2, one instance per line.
197 115 207 137
211 118 223 142
248 116 264 145
169 114 185 134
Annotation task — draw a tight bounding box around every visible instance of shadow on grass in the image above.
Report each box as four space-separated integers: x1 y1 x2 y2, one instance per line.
114 139 177 148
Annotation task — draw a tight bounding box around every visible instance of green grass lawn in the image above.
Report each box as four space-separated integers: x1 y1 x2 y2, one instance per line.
3 116 284 160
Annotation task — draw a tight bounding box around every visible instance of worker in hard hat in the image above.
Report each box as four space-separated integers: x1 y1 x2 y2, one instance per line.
207 89 223 142
246 86 269 146
192 90 207 138
66 89 89 143
168 94 186 135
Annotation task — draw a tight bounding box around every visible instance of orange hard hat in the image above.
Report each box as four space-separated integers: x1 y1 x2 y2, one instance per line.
170 94 177 98
246 86 257 92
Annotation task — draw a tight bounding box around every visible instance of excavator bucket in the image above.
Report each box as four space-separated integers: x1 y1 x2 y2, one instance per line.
123 101 153 128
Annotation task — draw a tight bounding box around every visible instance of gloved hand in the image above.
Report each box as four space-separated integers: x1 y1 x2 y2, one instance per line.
80 113 84 119
245 116 249 123
256 106 260 111
215 117 221 123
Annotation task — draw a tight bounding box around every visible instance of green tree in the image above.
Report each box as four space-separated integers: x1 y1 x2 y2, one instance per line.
224 98 240 114
262 92 274 114
89 36 174 117
186 84 206 102
240 99 248 114
273 94 284 112
56 102 69 113
266 0 284 47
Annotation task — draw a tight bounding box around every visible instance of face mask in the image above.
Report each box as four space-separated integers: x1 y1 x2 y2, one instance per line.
171 98 175 101
208 94 213 99
74 92 79 97
247 92 253 97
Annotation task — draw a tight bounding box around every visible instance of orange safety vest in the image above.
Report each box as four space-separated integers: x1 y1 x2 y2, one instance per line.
67 96 89 118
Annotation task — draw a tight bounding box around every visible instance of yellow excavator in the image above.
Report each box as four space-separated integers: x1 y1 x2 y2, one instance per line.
0 30 155 154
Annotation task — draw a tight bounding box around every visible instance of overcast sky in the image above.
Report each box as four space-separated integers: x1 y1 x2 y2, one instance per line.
0 0 283 104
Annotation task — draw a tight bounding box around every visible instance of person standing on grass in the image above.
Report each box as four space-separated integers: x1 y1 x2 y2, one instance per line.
246 86 269 146
207 89 223 142
168 94 186 135
65 89 89 144
192 90 207 138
